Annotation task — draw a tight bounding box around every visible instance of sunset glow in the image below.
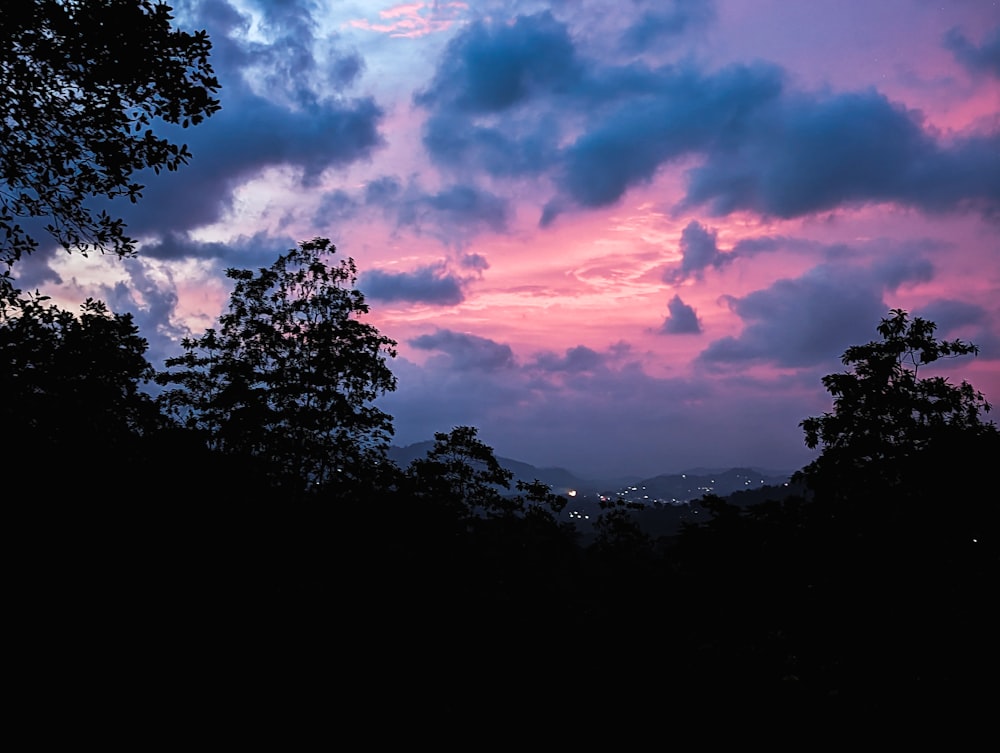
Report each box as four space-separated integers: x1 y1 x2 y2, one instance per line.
15 0 1000 478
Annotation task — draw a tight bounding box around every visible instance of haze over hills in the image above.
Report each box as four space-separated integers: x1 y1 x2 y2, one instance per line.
388 441 795 504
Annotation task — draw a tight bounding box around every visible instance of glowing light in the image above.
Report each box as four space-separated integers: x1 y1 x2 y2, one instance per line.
567 489 577 497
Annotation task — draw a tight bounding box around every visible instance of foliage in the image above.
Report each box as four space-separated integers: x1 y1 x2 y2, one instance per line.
0 292 161 457
406 425 516 516
797 308 996 496
155 238 398 496
0 0 220 294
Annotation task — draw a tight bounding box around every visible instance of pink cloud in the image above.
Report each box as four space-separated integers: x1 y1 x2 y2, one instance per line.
347 2 469 39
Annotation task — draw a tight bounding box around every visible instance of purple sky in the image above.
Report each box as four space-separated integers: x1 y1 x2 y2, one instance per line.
17 0 1000 478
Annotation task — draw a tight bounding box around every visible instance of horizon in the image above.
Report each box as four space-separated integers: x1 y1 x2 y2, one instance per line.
11 0 1000 480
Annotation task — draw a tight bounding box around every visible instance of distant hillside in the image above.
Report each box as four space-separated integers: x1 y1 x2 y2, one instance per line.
387 441 614 493
388 442 794 502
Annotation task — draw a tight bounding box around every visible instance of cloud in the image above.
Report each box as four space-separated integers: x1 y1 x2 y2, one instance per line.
7 242 64 291
313 189 360 225
532 345 606 372
697 264 905 369
917 298 988 330
415 185 510 233
944 25 1000 79
683 89 1000 218
660 294 702 334
422 113 561 177
139 231 296 269
360 263 466 305
664 220 731 283
379 338 819 478
101 262 188 367
872 254 934 292
347 2 468 39
460 253 490 271
914 298 1000 361
414 11 581 113
112 0 385 243
618 0 715 53
409 329 515 371
555 61 785 209
363 179 511 242
416 10 1000 223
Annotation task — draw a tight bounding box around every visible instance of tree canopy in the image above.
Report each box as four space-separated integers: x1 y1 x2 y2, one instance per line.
0 0 220 295
798 308 996 497
0 292 163 489
155 238 398 497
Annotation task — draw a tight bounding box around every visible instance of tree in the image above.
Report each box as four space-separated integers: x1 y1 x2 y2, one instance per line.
798 308 996 498
406 426 515 517
1 0 220 295
155 238 398 496
0 292 163 482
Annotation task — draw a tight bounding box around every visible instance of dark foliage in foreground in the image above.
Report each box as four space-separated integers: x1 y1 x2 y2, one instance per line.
6 274 997 726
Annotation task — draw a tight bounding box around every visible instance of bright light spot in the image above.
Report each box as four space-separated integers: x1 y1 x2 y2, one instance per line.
567 489 577 497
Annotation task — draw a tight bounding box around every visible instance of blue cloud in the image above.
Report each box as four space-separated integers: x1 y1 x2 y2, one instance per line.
619 0 715 53
945 25 1000 79
360 264 465 306
682 90 1000 218
409 329 515 371
115 0 385 242
660 294 702 334
417 10 1000 223
532 345 605 372
697 265 890 368
665 220 731 283
414 11 581 113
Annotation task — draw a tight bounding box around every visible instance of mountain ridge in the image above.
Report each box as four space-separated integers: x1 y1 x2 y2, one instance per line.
388 441 796 501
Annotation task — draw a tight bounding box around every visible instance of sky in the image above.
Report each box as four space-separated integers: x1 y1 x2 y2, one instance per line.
15 0 1000 479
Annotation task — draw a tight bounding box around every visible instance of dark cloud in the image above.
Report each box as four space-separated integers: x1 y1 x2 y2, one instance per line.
660 294 702 334
417 10 999 223
409 329 515 371
364 176 403 205
665 220 731 283
379 344 818 478
414 11 581 113
419 185 509 233
313 189 359 225
916 298 987 330
872 254 935 292
359 264 465 306
556 62 785 209
139 231 295 269
915 299 1000 361
101 263 187 367
111 0 385 245
532 345 605 372
945 25 1000 79
422 113 561 177
7 242 63 291
619 0 715 53
697 265 893 368
364 179 511 239
682 89 1000 218
460 253 490 271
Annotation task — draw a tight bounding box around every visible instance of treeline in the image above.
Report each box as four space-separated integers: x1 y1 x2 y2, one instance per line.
3 4 996 725
4 243 997 720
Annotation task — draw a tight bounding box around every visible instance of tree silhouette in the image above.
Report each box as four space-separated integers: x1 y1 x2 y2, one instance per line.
156 238 398 497
1 0 220 295
0 292 164 493
798 308 996 498
406 425 515 517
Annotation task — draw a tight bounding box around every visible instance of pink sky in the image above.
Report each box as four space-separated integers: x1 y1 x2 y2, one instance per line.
20 0 1000 478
